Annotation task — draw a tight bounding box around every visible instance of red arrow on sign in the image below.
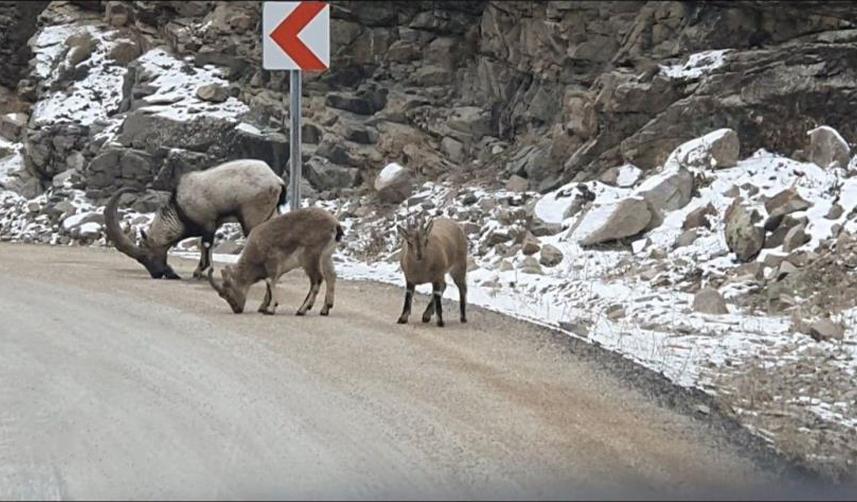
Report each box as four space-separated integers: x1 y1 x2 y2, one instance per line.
269 1 327 71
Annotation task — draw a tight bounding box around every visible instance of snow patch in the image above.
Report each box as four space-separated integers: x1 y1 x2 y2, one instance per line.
660 49 730 80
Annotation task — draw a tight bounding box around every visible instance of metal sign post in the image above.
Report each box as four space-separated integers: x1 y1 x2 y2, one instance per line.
262 1 330 210
289 70 302 210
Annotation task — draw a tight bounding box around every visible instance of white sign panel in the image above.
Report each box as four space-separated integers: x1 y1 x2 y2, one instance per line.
263 1 330 71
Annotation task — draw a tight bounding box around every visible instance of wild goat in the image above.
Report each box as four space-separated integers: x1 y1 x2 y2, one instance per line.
207 207 343 316
105 159 286 280
396 217 468 327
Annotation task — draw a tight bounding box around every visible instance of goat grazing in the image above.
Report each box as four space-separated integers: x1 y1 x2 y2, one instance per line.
207 207 343 316
396 217 468 327
105 159 286 280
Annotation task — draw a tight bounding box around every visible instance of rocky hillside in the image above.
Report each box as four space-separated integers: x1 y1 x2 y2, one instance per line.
1 0 857 482
2 1 857 202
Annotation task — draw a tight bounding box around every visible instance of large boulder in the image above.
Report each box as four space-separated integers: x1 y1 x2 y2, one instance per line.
667 129 740 169
782 224 810 252
807 126 850 169
374 162 413 204
765 188 811 219
724 198 765 262
539 244 563 267
573 197 652 246
693 287 729 315
634 166 694 227
683 203 716 230
305 156 358 190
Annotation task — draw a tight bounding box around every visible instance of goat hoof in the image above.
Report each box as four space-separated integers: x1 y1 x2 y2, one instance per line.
296 310 307 316
461 317 467 323
421 316 431 323
397 317 408 324
437 320 445 328
320 309 329 316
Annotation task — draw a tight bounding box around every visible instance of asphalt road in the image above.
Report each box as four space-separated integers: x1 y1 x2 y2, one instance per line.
0 243 811 500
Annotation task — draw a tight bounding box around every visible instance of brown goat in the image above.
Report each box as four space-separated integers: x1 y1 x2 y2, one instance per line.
208 207 343 316
396 217 468 327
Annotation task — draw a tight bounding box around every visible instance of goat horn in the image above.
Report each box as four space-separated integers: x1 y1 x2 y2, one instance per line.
104 187 148 264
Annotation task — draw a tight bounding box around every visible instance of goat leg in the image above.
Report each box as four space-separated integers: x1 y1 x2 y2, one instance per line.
259 278 279 315
397 282 415 324
297 278 322 316
421 296 435 323
320 254 336 316
192 233 215 279
433 281 446 327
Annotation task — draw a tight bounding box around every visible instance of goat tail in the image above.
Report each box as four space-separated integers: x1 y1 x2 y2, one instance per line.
276 179 288 213
335 224 344 243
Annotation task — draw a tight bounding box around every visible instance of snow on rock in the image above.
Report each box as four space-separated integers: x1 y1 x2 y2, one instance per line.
572 197 652 246
600 163 642 187
666 128 740 169
135 49 248 122
374 162 413 203
30 24 128 127
659 49 730 80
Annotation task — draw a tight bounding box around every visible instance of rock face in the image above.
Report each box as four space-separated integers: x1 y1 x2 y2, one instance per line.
5 1 857 212
693 287 729 315
575 197 652 246
0 1 51 88
807 126 851 169
724 198 765 262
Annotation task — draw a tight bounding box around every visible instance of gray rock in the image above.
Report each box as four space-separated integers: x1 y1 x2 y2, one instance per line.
52 169 78 188
636 167 694 226
519 256 543 275
213 241 243 255
447 106 492 140
809 318 845 342
486 229 514 246
305 157 358 190
693 287 729 315
410 65 452 87
724 198 765 262
505 175 529 193
196 83 228 103
539 244 563 267
107 39 142 64
521 234 541 255
775 260 799 281
374 163 413 204
826 204 844 220
441 136 465 162
576 197 652 246
807 126 850 169
683 203 716 230
782 224 810 252
105 1 133 27
764 188 811 219
65 31 95 66
672 129 740 169
675 229 699 248
0 113 27 141
530 217 563 237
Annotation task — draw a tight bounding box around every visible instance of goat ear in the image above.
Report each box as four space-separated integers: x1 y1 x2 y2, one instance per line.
139 229 148 242
423 219 434 236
